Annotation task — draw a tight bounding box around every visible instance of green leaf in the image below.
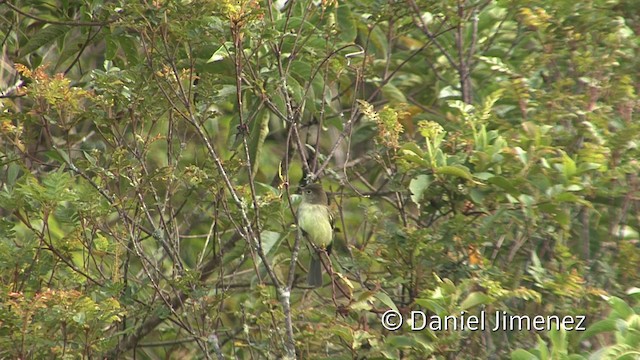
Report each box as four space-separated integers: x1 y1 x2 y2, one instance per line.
401 142 425 158
400 150 430 167
555 211 570 227
536 334 550 360
55 147 72 166
375 291 399 313
72 311 86 325
547 326 567 355
415 298 447 316
510 349 537 360
276 16 317 33
518 194 535 206
325 115 345 131
627 287 640 300
289 62 312 84
382 83 407 103
286 75 304 103
260 231 281 258
447 100 475 115
56 32 104 71
331 327 353 344
366 23 388 58
20 25 70 58
207 42 233 63
105 34 118 60
565 184 583 192
7 163 20 187
469 188 485 203
336 3 357 43
561 153 577 179
460 292 493 310
409 175 432 205
436 165 473 181
386 335 418 348
579 319 617 340
553 192 577 202
609 297 634 319
351 291 374 311
118 35 140 64
514 147 528 165
438 85 461 99
488 176 518 195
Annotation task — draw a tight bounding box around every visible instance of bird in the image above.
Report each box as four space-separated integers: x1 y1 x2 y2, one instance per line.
297 183 333 287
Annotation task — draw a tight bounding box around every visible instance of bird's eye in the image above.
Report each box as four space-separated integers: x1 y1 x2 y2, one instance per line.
305 190 312 194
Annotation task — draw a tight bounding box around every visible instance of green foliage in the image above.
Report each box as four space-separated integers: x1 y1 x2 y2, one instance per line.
1 0 639 358
512 295 640 360
0 288 123 358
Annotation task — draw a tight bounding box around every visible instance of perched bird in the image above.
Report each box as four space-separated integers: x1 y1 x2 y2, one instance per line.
297 183 333 287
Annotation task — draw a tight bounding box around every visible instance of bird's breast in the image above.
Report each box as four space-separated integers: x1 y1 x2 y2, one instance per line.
297 203 333 248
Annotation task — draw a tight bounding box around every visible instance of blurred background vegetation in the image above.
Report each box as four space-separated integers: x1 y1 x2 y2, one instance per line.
1 0 640 358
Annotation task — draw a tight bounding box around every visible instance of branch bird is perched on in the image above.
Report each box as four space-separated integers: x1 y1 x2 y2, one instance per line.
297 183 333 287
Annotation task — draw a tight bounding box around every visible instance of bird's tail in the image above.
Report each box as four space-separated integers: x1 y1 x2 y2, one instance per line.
308 254 323 287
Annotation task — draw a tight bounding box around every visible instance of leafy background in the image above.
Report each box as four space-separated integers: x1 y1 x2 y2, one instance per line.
1 0 640 359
